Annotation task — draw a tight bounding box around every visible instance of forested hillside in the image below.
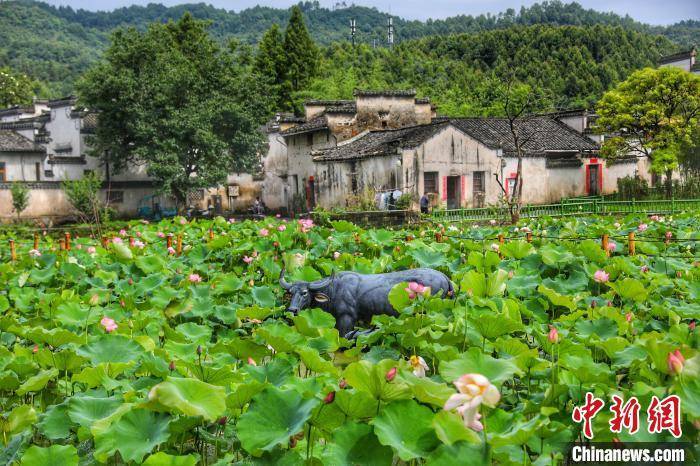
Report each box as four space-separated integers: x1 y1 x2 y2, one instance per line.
0 0 693 106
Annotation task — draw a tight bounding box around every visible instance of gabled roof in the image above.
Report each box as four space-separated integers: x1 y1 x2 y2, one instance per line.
658 48 696 65
280 115 328 136
354 89 416 97
0 130 45 153
312 121 449 161
450 116 599 156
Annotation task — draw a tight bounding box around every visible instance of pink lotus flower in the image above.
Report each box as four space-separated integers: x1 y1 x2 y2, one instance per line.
157 231 165 238
333 251 341 260
75 244 82 250
405 281 430 299
33 344 39 354
323 391 336 404
667 350 684 375
247 357 257 366
650 215 660 222
180 218 187 225
87 246 96 254
638 223 648 232
298 219 314 233
133 240 145 249
626 312 633 323
521 226 531 233
188 274 202 283
689 320 696 331
277 225 286 232
607 242 617 252
548 325 559 344
243 255 253 264
228 218 236 223
640 265 649 273
409 355 429 378
100 316 118 333
490 243 500 252
28 249 41 257
444 374 500 432
167 246 176 255
112 237 123 244
665 231 673 240
259 228 269 237
276 214 281 218
119 229 127 236
385 367 397 382
489 219 497 225
593 270 609 283
136 232 142 238
614 222 621 228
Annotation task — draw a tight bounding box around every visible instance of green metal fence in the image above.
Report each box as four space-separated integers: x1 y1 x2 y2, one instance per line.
431 198 700 222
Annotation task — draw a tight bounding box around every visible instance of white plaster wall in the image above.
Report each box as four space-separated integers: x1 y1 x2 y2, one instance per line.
262 131 290 211
0 153 44 181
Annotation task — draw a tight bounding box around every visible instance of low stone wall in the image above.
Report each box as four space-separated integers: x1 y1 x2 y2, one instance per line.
314 209 420 227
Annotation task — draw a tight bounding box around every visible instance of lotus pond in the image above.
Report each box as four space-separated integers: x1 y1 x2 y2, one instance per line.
0 213 699 465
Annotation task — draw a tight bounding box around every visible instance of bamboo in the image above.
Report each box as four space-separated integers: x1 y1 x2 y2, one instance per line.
176 235 183 256
9 239 16 262
101 236 109 248
64 232 71 251
33 233 39 250
526 232 532 243
59 239 65 251
129 236 135 247
209 229 214 240
628 232 635 256
167 234 173 249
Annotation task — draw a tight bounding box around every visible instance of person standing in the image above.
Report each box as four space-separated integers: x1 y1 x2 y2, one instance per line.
420 193 430 214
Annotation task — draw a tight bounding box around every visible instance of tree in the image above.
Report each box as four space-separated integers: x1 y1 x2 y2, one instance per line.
283 6 319 94
254 24 289 111
0 67 34 107
63 172 103 224
490 74 552 223
596 67 700 195
77 14 266 206
10 183 30 221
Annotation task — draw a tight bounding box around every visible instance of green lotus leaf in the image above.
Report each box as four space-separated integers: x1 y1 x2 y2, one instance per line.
371 399 440 461
251 286 276 307
440 348 521 386
321 422 393 466
77 335 144 364
574 318 619 340
175 322 212 343
426 441 488 466
431 410 481 446
135 255 167 274
93 409 170 463
147 377 226 421
20 445 78 466
500 240 534 259
237 386 319 455
609 277 649 303
112 242 133 260
409 248 447 268
142 452 199 466
16 369 59 395
67 396 123 428
343 359 412 402
1 404 37 440
38 402 73 440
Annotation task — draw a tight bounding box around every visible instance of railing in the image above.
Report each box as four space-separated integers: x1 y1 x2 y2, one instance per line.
431 198 700 222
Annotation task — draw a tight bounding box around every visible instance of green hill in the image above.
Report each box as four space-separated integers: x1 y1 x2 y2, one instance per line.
0 0 694 100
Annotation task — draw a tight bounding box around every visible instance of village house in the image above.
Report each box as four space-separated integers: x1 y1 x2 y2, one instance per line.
658 47 700 75
266 90 654 212
0 97 261 222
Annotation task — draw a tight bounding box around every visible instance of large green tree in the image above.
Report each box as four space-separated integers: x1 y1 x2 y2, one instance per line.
283 6 318 93
596 67 700 189
254 23 291 111
77 14 266 205
0 66 34 107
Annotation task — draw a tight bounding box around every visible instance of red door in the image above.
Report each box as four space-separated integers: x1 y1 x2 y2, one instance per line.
586 164 602 195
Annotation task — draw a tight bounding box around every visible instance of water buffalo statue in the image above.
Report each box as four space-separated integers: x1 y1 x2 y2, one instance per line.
279 268 453 338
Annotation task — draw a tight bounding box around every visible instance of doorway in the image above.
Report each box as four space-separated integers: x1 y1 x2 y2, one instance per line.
586 164 601 196
446 176 461 209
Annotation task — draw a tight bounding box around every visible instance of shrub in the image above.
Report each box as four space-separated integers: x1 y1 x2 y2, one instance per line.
10 183 30 221
62 172 103 223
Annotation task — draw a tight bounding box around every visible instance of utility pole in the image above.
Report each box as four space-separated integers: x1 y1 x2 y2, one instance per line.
350 18 356 47
387 17 394 48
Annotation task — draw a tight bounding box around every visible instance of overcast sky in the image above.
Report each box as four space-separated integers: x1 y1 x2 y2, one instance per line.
43 1 699 26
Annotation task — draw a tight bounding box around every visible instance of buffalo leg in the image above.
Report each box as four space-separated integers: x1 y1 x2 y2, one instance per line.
336 313 356 338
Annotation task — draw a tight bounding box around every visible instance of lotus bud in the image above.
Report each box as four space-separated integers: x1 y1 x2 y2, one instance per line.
323 391 336 404
89 294 99 306
590 300 597 308
217 416 227 426
548 325 559 344
128 277 134 285
247 357 256 366
386 367 397 382
339 378 347 389
667 350 685 375
690 321 696 331
625 312 633 323
196 345 203 356
32 344 39 354
169 360 176 372
289 437 298 448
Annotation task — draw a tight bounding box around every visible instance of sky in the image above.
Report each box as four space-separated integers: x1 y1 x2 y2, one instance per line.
43 0 699 26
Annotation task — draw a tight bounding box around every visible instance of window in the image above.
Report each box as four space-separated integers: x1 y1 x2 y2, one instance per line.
473 171 485 193
107 190 124 204
424 172 438 193
0 162 5 182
